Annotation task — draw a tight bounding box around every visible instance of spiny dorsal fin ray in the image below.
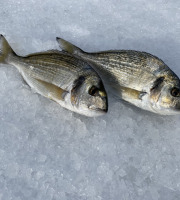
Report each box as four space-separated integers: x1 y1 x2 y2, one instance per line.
26 49 62 57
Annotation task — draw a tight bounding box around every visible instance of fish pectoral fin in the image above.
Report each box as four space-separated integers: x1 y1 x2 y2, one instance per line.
120 86 147 100
34 79 68 101
23 74 68 101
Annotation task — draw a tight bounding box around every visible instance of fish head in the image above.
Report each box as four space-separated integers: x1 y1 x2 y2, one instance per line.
71 75 108 117
150 73 180 115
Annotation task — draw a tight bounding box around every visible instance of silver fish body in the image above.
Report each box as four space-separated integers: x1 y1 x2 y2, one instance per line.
0 35 108 117
57 37 180 115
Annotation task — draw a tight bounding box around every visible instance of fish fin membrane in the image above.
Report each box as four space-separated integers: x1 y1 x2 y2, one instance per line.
120 86 147 100
23 74 68 101
26 49 61 57
34 79 68 101
56 37 84 55
0 35 15 64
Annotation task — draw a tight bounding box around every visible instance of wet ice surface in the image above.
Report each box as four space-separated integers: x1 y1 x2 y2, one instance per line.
0 0 180 199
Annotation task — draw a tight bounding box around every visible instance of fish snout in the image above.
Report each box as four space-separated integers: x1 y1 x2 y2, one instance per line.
88 94 108 114
98 90 108 113
99 95 108 113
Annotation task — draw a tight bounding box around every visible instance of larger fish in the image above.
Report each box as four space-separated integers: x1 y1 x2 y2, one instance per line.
56 37 180 115
0 35 107 117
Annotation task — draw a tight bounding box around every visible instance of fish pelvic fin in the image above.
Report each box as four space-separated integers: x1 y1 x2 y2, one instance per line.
56 37 84 56
0 34 15 64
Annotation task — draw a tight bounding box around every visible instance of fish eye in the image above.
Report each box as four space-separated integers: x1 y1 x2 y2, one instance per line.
89 86 99 96
171 87 180 97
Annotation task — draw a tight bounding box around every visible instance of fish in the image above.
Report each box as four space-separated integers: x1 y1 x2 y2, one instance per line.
56 37 180 115
0 35 108 117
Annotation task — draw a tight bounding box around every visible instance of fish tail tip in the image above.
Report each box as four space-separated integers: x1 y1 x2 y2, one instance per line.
56 37 83 55
0 34 5 40
56 37 60 41
0 34 6 39
0 35 14 64
56 37 67 44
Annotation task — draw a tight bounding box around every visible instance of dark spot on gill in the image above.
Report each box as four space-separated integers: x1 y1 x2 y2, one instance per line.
72 76 85 90
150 77 165 103
71 76 85 105
150 77 165 92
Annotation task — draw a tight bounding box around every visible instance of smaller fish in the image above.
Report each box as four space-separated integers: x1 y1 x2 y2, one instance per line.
0 35 108 117
56 37 180 115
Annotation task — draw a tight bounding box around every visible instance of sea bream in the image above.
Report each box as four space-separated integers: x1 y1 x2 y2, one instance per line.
0 35 107 117
56 37 180 115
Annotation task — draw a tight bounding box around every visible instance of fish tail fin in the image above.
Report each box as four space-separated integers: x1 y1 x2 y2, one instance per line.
0 34 15 64
56 37 84 56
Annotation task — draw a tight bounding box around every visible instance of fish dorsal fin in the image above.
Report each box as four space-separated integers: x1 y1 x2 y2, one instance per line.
56 37 83 55
42 50 62 54
27 49 61 57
